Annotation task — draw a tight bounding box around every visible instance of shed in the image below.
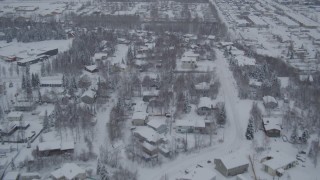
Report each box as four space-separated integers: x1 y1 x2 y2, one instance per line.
40 76 63 87
214 155 249 176
263 96 278 109
7 111 23 121
14 101 35 111
81 89 96 104
176 119 205 133
263 117 282 137
197 97 214 115
132 111 148 126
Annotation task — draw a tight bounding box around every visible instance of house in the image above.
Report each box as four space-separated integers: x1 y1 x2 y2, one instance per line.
51 163 86 180
146 116 167 133
40 76 63 87
37 141 74 156
3 171 20 180
133 126 164 145
262 152 297 177
263 117 282 137
177 167 216 180
175 119 205 133
84 64 98 73
263 96 278 109
214 155 249 177
17 55 48 67
132 111 148 126
81 89 96 104
20 172 41 180
142 90 159 102
7 111 23 121
141 141 158 157
14 101 35 111
181 56 197 69
193 82 211 96
197 97 214 115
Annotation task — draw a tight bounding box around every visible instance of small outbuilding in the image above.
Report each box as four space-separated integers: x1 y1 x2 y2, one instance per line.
263 96 278 109
263 117 282 137
132 111 148 126
7 111 23 121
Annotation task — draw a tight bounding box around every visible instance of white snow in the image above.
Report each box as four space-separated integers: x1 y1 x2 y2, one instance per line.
50 163 85 180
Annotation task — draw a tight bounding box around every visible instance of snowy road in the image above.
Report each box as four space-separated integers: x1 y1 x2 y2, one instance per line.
138 49 250 180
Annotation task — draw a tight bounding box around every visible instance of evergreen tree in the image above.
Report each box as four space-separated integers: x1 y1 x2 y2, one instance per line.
301 130 309 144
245 117 254 140
38 89 42 104
183 92 190 113
43 110 49 132
22 74 26 89
290 125 298 143
217 103 226 125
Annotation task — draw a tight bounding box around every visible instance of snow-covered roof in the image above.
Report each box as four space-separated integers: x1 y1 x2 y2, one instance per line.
134 126 163 143
141 141 157 152
147 117 166 129
278 77 289 88
61 141 75 151
40 76 63 85
51 163 85 180
183 50 200 58
85 64 97 72
249 79 262 87
181 56 197 63
198 97 213 109
180 167 217 180
286 12 319 27
248 15 268 26
3 171 19 180
132 111 148 120
263 117 282 131
217 155 249 169
234 55 256 66
262 152 297 171
277 16 299 27
81 89 96 99
176 119 205 128
263 96 277 104
93 52 108 60
195 82 211 90
142 90 159 96
7 111 23 118
37 141 74 151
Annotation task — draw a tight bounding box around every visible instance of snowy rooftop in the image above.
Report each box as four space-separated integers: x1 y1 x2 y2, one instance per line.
81 89 96 99
278 77 289 88
147 117 166 129
234 55 256 66
217 154 249 169
248 15 268 26
198 97 213 109
195 82 211 90
132 111 148 120
181 56 197 62
37 141 74 151
7 111 23 118
262 152 297 171
263 117 282 131
141 141 157 152
176 119 205 128
134 126 163 143
85 64 98 72
263 96 277 104
40 75 63 85
51 163 85 180
277 16 299 27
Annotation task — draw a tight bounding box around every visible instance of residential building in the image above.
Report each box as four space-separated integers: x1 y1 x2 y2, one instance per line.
214 155 249 177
